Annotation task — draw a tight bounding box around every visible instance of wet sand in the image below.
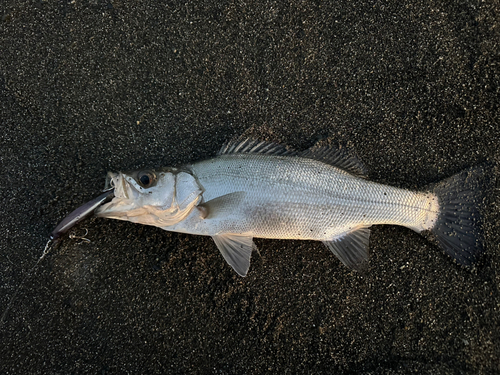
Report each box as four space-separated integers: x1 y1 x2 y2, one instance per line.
1 1 499 373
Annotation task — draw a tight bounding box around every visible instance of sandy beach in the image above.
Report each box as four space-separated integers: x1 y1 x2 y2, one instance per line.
1 1 499 373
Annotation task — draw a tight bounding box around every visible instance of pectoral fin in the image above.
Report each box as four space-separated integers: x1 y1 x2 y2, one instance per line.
200 191 247 219
212 233 255 277
323 228 371 272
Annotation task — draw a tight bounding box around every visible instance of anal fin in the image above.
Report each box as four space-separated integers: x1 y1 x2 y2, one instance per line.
322 228 371 271
212 233 255 277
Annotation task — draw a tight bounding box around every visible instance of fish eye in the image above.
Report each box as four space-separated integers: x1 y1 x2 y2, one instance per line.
137 170 156 188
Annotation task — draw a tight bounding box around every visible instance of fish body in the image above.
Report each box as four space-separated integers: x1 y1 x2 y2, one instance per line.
95 139 488 276
168 154 438 243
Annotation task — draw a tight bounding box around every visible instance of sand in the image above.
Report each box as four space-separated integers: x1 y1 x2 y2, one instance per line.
1 1 499 373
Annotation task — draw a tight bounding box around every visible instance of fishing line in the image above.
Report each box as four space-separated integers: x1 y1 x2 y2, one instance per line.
1 189 114 326
0 238 54 326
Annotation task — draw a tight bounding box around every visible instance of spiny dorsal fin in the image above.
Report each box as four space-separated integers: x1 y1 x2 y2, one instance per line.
219 138 367 177
218 139 297 157
300 145 368 178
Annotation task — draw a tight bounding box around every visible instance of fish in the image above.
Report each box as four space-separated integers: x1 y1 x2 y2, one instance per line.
76 139 490 277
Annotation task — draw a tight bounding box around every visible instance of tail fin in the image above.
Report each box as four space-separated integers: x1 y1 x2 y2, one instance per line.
425 163 493 266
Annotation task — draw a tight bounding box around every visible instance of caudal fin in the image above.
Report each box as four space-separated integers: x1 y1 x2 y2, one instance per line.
426 163 493 266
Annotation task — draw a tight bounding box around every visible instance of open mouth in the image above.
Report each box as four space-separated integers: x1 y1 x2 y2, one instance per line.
105 172 128 199
95 172 138 218
104 172 144 201
104 172 117 191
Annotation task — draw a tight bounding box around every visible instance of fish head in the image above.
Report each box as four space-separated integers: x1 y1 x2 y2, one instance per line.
95 169 203 227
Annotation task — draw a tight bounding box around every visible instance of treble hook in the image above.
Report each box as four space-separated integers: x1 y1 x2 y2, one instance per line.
69 228 91 244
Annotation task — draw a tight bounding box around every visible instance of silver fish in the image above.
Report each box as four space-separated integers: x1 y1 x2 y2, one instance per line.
95 139 489 276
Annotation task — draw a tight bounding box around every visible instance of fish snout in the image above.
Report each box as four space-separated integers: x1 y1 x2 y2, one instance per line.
105 172 130 199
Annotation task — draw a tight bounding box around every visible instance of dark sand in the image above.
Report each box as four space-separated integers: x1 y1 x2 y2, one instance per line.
1 1 499 373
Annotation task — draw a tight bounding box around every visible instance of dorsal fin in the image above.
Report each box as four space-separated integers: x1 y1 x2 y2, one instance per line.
218 139 297 157
300 145 368 177
219 138 367 177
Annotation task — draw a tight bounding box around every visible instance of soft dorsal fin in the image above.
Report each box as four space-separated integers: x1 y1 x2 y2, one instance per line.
322 227 371 272
300 145 367 177
218 139 297 157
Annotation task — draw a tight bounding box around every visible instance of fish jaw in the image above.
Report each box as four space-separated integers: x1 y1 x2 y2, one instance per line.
95 170 203 228
94 197 143 219
106 171 134 200
96 171 175 221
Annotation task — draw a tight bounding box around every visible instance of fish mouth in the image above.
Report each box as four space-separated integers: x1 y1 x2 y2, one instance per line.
105 172 129 199
95 172 143 218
